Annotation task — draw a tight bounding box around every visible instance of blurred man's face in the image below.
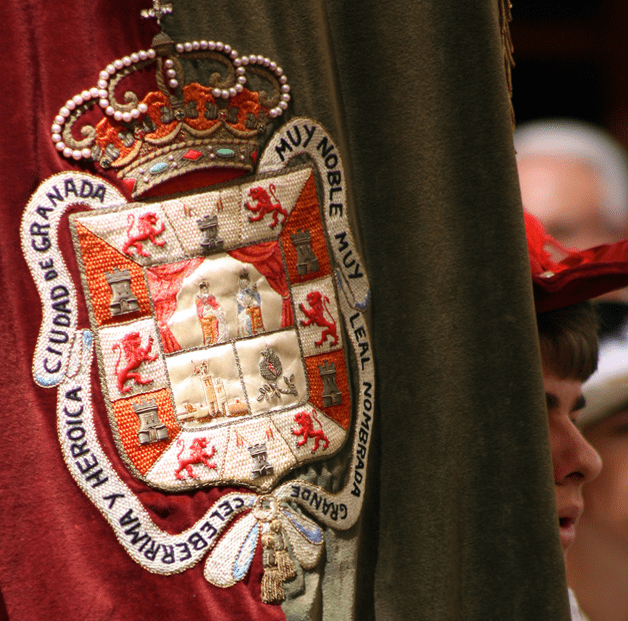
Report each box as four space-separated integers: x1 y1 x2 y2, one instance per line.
518 156 617 250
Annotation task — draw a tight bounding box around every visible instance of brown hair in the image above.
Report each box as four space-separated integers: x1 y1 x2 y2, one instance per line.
536 301 599 382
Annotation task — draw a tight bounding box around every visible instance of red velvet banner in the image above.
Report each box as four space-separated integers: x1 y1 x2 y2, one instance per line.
0 2 288 619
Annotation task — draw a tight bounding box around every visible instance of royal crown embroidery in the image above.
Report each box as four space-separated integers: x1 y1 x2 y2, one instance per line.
22 6 374 606
51 5 291 198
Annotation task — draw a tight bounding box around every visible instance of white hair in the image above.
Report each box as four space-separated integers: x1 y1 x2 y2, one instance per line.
514 119 628 231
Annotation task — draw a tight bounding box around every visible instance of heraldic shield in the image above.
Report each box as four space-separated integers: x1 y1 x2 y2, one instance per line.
21 122 374 600
20 12 374 603
71 163 353 492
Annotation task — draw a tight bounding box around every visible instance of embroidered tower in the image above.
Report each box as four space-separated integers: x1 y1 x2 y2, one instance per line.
106 267 139 316
249 443 274 478
133 397 169 444
201 373 228 418
318 360 342 406
197 214 224 254
290 229 319 275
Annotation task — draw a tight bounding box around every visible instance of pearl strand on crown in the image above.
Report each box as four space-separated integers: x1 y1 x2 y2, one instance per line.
50 41 291 161
50 48 156 160
232 51 291 119
98 49 156 120
51 86 107 160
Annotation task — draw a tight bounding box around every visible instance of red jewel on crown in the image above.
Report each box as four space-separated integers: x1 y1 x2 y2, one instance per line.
51 1 291 197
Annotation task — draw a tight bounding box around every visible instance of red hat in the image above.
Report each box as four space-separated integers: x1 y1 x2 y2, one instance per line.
525 210 628 313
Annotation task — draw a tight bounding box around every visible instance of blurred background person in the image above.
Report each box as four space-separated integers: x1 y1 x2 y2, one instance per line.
566 322 628 621
515 119 628 250
515 119 628 329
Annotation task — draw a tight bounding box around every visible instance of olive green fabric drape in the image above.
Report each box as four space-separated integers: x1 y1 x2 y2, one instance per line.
0 1 569 619
168 1 569 618
333 2 569 616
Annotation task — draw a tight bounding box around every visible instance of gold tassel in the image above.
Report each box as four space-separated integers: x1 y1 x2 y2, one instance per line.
261 566 285 604
276 548 297 581
269 519 297 581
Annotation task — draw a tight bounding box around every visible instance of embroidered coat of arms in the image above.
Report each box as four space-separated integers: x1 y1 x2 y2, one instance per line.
21 6 373 604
